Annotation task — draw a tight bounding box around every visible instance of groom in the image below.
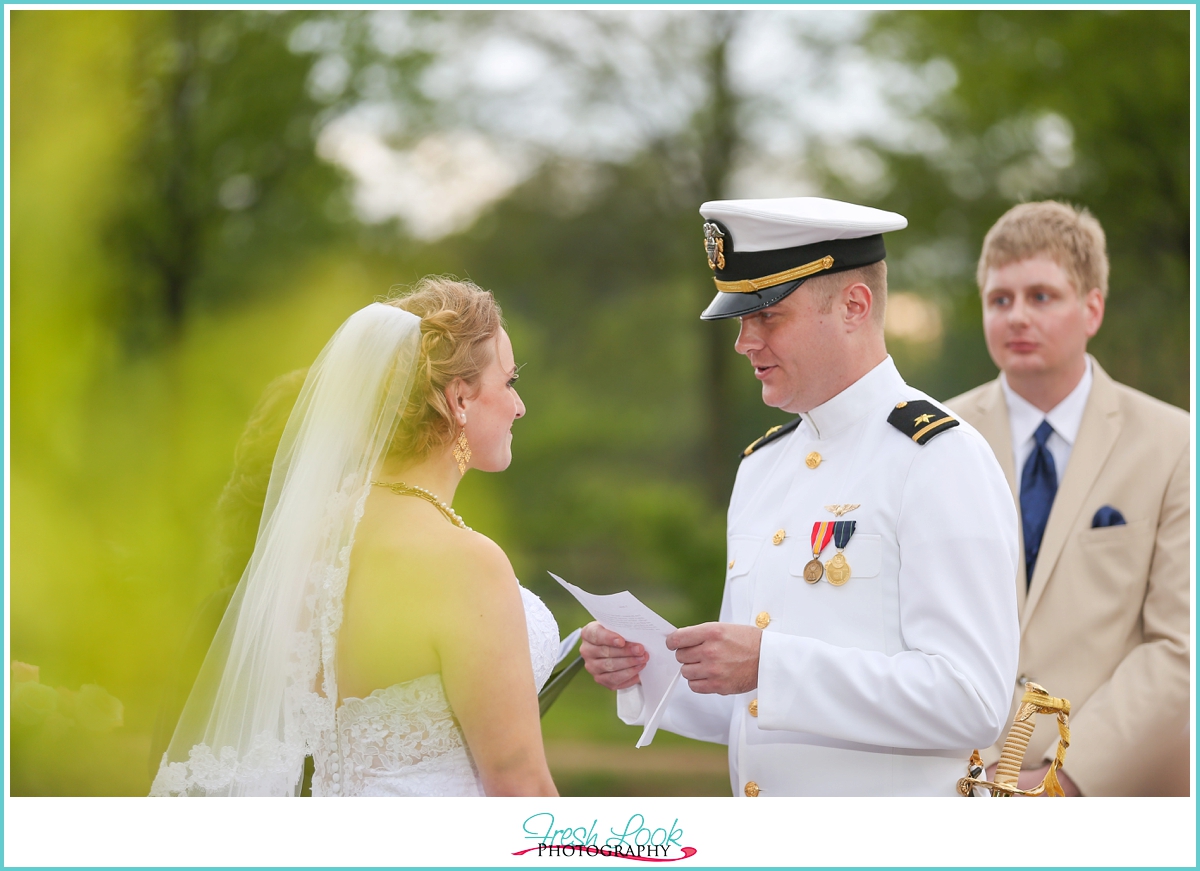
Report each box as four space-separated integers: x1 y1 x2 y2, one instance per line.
581 197 1021 796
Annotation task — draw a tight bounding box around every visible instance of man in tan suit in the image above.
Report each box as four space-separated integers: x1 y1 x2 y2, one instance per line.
947 201 1190 796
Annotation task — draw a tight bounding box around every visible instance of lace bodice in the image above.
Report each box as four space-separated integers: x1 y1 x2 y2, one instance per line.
325 583 560 797
520 585 561 691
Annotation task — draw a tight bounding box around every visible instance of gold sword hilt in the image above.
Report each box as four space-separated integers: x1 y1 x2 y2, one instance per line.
956 682 1072 797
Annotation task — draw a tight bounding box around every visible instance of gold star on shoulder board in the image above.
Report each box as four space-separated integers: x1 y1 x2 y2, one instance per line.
740 418 802 459
887 399 960 446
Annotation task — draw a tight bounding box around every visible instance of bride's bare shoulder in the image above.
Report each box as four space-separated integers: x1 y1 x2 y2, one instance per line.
370 522 523 642
432 526 515 589
356 501 515 594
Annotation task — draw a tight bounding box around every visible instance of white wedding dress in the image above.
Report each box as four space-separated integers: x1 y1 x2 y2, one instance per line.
327 584 560 797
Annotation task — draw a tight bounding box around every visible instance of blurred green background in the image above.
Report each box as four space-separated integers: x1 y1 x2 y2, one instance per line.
9 9 1190 796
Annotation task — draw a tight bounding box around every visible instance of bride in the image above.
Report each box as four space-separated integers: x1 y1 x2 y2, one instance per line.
151 277 560 796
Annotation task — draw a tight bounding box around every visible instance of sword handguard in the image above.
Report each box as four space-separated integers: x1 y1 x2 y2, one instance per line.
956 682 1071 797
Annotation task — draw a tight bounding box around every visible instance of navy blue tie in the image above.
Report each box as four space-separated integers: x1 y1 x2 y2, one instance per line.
1020 420 1057 588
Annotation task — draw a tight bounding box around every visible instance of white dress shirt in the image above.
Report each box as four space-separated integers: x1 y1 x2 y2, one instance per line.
617 356 1020 796
1001 358 1093 485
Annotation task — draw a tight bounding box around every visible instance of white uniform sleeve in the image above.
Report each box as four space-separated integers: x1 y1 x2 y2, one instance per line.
617 683 734 744
616 685 646 723
756 429 1020 749
614 561 742 745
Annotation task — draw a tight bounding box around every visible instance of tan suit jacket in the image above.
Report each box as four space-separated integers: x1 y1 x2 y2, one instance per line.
948 359 1190 796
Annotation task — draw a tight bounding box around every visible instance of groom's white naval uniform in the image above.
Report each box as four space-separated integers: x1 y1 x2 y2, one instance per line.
617 199 1020 796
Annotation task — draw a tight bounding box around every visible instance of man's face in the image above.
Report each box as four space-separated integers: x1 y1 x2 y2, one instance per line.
981 256 1104 380
734 285 838 414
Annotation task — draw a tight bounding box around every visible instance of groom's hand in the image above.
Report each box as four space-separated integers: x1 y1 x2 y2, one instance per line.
667 622 761 695
580 622 648 691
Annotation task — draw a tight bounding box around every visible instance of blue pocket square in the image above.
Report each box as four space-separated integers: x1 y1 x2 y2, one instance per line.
1091 506 1126 528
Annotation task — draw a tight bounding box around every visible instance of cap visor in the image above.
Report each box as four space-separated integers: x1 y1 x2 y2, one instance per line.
699 279 803 320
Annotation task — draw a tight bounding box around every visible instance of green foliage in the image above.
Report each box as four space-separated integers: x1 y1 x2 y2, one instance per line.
12 682 60 728
825 10 1191 406
10 661 126 793
108 11 352 346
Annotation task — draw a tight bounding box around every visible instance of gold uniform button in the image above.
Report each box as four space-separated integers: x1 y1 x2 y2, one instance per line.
805 452 822 469
748 699 758 717
772 529 786 546
895 401 907 408
744 781 760 797
755 611 770 629
728 559 735 569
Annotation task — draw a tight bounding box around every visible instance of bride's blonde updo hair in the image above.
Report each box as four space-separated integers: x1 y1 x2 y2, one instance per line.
384 276 504 460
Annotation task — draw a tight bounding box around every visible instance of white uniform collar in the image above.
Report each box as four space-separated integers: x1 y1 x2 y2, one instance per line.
1000 356 1093 448
804 356 905 440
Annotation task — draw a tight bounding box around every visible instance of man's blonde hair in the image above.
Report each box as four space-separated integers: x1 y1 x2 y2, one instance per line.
977 201 1109 298
807 260 888 325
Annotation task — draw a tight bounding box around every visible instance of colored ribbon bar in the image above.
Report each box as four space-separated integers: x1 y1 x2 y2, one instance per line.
832 520 856 549
810 521 835 558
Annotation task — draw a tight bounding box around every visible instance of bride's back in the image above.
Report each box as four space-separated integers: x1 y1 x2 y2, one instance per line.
333 277 523 705
338 490 485 700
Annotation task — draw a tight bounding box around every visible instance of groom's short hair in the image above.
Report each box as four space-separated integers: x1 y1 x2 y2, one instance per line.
805 260 888 326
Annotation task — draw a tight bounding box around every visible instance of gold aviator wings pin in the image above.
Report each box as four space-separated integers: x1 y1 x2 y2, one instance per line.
824 504 860 517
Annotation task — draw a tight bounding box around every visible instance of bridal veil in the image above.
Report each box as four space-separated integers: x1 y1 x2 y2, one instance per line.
151 303 421 796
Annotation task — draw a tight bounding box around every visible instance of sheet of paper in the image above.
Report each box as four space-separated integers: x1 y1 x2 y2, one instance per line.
556 627 582 666
550 572 683 747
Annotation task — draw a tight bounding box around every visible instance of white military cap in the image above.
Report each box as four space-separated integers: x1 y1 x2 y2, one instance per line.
699 197 908 320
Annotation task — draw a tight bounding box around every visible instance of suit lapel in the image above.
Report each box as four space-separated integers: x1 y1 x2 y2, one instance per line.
970 380 1026 612
972 381 1018 495
1021 360 1123 630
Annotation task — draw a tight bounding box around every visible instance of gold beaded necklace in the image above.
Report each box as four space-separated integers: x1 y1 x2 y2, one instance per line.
371 481 471 531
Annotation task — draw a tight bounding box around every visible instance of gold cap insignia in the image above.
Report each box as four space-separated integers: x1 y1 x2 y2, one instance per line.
703 222 726 271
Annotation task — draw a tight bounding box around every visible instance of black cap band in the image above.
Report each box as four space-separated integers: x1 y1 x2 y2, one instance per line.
700 233 887 321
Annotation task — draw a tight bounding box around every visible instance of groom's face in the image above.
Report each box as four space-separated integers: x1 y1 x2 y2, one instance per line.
734 283 839 414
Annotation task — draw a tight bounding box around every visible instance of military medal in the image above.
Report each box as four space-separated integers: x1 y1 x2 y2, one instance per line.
825 520 856 586
805 521 835 584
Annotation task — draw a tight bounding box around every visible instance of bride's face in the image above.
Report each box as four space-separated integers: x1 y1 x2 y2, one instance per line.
459 329 525 472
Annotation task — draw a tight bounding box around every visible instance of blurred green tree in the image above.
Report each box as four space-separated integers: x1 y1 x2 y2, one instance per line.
810 10 1190 406
109 11 395 345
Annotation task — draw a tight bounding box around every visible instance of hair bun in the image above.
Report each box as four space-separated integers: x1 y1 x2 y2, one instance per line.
384 277 503 461
419 310 461 357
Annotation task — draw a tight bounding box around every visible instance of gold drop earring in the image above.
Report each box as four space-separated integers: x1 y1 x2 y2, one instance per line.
453 423 472 475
